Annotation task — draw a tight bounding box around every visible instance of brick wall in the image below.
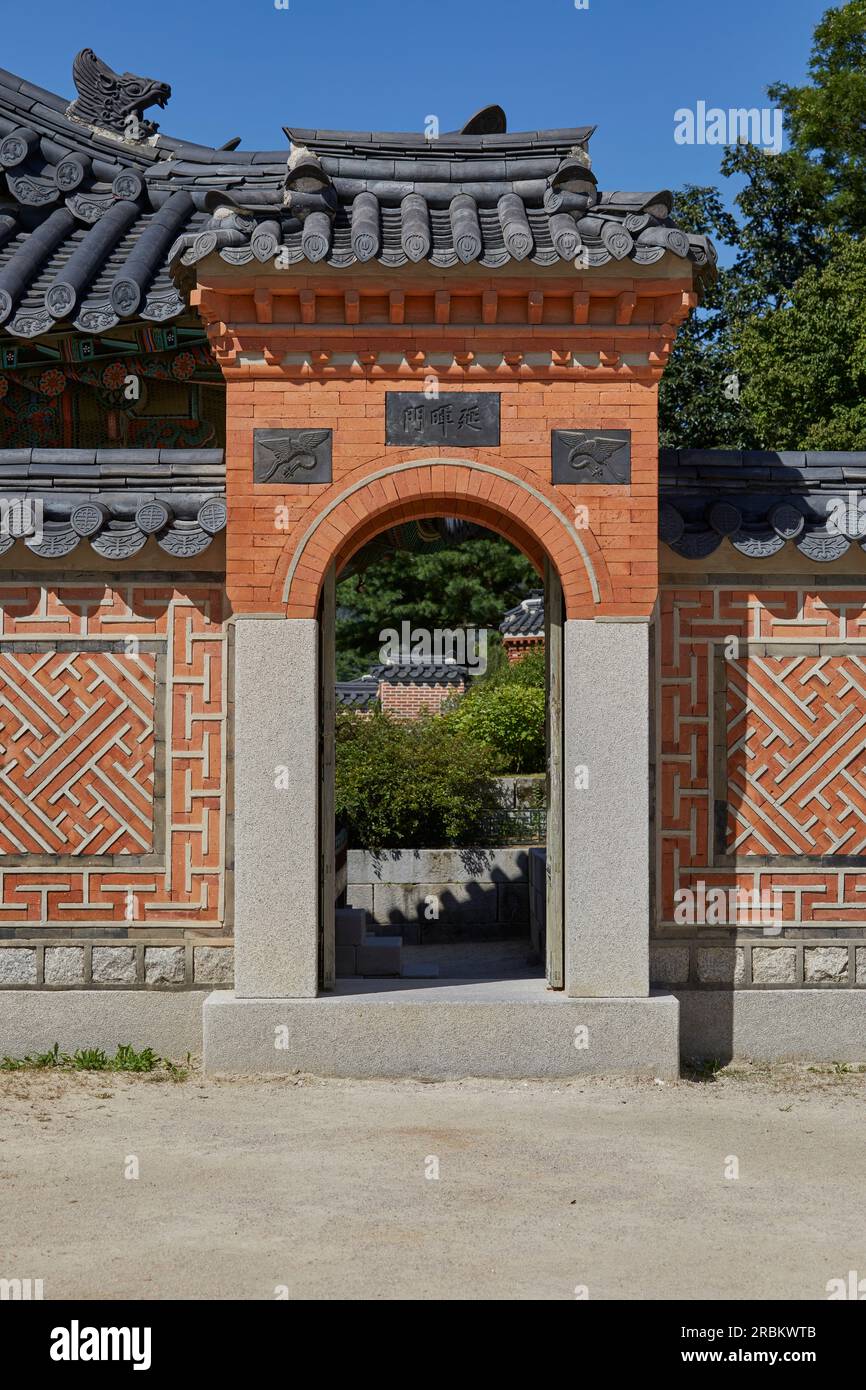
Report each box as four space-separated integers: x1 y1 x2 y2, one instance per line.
378 679 464 718
0 582 234 988
222 373 658 619
504 635 544 663
654 584 866 990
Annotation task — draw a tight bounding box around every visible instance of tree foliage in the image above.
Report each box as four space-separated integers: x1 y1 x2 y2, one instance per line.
335 531 536 679
445 649 546 774
661 1 866 451
445 683 545 775
738 234 866 448
335 708 500 848
658 186 747 449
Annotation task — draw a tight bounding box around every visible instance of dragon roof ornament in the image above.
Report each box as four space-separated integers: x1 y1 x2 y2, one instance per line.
66 48 171 142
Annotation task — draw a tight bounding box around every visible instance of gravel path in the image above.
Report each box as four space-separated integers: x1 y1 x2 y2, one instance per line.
1 1063 863 1300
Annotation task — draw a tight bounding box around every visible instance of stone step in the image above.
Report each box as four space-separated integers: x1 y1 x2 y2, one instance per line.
365 922 529 945
336 932 402 979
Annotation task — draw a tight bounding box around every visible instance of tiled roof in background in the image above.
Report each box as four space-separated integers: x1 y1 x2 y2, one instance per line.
335 678 379 710
500 591 544 636
369 663 468 685
335 663 468 710
0 52 715 342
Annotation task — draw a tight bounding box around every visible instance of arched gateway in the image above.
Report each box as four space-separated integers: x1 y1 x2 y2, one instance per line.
4 50 788 1077
188 113 708 1074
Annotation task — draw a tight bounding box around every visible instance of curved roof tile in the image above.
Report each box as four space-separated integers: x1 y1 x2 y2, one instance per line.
500 591 545 636
0 448 226 559
0 53 714 339
660 450 866 562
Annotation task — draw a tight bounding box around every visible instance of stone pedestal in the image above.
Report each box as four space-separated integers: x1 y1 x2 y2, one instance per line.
233 618 319 999
563 619 650 997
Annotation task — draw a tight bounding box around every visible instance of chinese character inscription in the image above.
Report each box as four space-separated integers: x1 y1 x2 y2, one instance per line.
385 393 500 447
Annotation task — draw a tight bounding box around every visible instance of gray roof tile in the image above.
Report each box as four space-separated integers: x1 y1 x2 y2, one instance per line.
0 55 712 339
0 448 226 562
500 591 545 636
661 449 866 562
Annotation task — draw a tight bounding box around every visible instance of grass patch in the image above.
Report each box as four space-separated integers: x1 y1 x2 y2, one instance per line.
682 1056 729 1082
808 1061 866 1076
0 1042 190 1081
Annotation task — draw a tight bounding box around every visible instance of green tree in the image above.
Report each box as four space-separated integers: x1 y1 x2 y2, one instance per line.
335 708 499 847
769 0 866 236
495 647 546 690
661 2 866 450
446 684 546 774
659 186 747 448
738 234 866 448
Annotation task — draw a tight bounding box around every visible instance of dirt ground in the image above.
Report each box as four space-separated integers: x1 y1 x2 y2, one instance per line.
1 1062 864 1301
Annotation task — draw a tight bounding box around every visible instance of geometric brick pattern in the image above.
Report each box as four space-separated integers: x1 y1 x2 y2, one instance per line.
0 649 155 856
0 585 226 928
727 654 866 858
659 587 866 930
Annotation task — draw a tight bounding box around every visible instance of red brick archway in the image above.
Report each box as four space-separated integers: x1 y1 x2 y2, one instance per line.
272 455 614 618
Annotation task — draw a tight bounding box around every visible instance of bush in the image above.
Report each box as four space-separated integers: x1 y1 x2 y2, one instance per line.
335 709 501 848
445 682 546 774
494 647 545 690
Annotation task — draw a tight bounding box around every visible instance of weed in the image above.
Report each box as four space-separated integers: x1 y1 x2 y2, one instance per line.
684 1056 727 1082
0 1042 188 1077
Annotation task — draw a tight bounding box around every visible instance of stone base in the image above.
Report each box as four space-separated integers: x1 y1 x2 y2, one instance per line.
202 981 680 1079
0 989 203 1058
5 986 863 1073
677 988 866 1063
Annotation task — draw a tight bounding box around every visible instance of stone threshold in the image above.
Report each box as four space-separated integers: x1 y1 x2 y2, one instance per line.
202 986 680 1079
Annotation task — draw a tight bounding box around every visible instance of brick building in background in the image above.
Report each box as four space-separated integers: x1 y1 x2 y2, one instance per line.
0 50 862 1075
336 662 466 718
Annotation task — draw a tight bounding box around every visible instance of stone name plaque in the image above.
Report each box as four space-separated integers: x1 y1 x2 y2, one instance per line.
386 393 500 447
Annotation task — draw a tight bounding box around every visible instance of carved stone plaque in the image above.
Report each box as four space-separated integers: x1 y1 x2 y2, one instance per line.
386 393 500 447
551 428 631 485
254 428 333 484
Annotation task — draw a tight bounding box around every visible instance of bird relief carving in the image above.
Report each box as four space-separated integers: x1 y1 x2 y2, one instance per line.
551 430 631 485
253 430 332 483
561 433 628 481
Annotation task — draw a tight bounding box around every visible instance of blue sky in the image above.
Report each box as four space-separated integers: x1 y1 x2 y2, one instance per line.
2 0 831 202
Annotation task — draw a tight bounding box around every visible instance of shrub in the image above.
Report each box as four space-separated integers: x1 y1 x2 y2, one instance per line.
445 682 546 774
494 647 545 690
335 708 500 848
